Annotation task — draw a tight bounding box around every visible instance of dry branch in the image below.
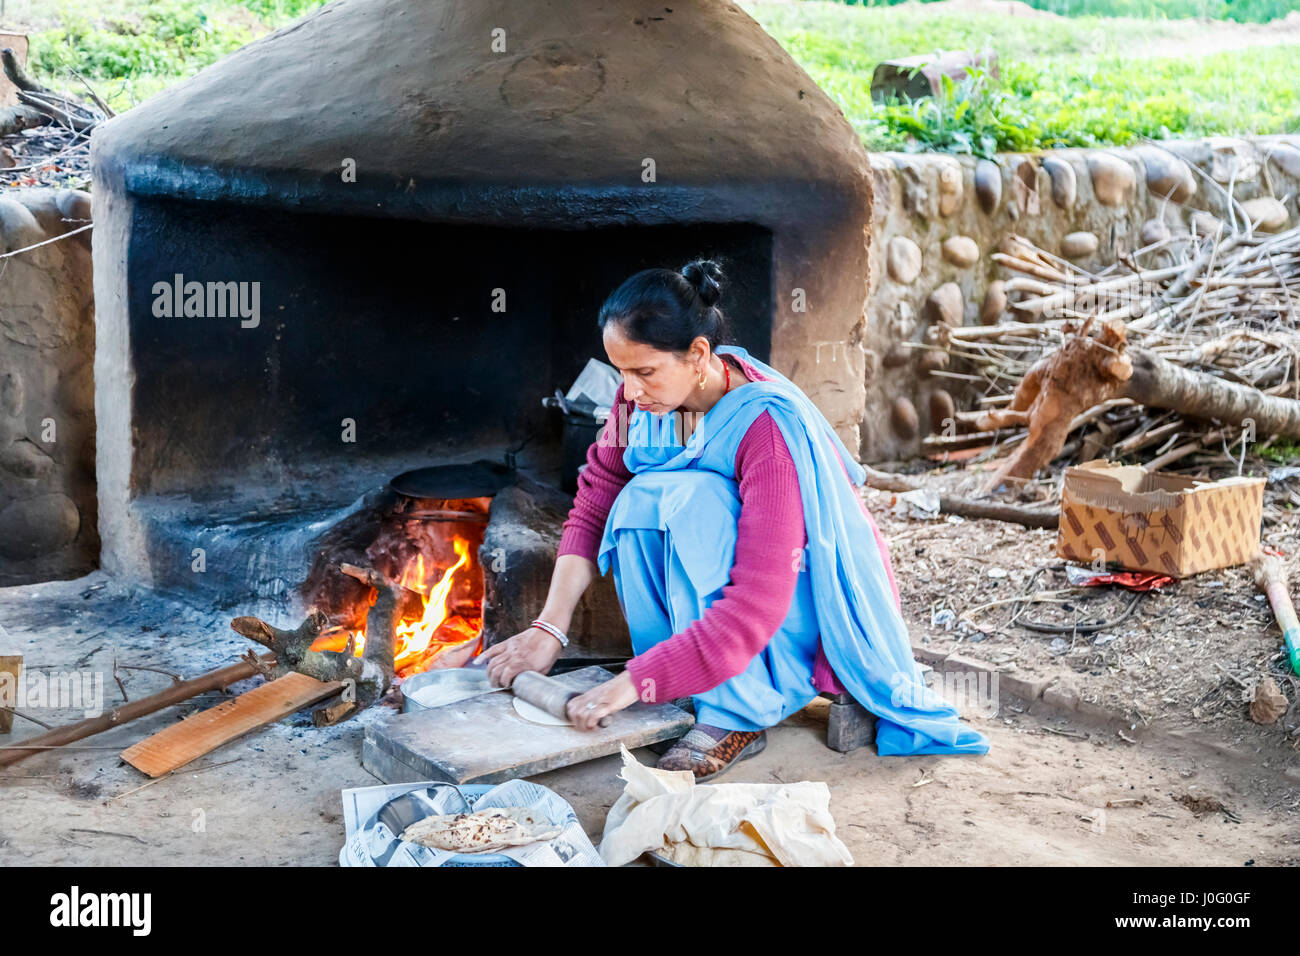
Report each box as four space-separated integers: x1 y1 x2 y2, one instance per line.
230 562 410 713
861 465 1058 528
0 104 51 136
0 655 271 769
1 47 103 134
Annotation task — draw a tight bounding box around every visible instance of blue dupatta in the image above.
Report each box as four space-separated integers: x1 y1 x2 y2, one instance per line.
597 345 989 756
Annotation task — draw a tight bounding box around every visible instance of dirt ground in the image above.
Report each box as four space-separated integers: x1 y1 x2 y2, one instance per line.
863 464 1300 747
1 539 1296 865
0 675 1294 866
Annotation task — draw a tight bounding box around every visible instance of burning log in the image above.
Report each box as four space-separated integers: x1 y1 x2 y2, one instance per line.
229 562 413 715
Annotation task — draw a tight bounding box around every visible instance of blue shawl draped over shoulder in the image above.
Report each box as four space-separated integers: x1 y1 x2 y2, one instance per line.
598 344 989 756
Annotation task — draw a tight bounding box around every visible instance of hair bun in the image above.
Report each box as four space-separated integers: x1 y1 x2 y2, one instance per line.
681 259 723 308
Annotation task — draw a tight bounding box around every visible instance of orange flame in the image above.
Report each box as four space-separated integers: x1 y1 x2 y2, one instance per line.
313 535 482 676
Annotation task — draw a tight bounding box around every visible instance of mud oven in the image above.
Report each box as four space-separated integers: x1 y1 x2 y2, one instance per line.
87 0 877 666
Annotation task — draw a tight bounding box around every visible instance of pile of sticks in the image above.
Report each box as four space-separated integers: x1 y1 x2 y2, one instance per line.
931 222 1300 487
0 48 107 189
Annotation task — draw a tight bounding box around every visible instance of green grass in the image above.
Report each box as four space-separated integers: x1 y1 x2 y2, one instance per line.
815 0 1300 22
744 0 1300 156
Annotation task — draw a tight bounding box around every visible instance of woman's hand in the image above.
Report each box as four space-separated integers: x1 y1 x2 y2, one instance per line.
565 672 640 731
481 626 564 688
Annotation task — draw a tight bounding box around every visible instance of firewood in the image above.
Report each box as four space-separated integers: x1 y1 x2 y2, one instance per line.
978 317 1133 488
1 48 50 95
978 318 1300 488
0 655 272 768
936 225 1300 478
16 90 97 131
2 48 102 132
311 696 361 727
340 561 424 620
121 672 341 777
230 562 409 709
1126 348 1300 438
860 465 1058 529
230 608 385 706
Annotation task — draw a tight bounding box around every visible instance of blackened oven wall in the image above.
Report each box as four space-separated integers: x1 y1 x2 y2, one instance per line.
127 197 773 497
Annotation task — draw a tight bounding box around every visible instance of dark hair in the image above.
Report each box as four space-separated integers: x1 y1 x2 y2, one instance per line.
597 258 732 355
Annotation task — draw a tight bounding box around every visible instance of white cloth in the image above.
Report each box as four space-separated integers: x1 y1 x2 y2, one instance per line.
598 745 854 867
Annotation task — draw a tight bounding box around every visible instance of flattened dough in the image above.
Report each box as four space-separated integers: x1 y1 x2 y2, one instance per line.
512 696 572 726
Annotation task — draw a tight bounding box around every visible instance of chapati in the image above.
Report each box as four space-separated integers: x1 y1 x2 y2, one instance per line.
401 806 562 852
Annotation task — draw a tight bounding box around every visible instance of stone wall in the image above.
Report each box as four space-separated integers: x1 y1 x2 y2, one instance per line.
862 134 1300 460
0 188 97 585
13 133 1300 587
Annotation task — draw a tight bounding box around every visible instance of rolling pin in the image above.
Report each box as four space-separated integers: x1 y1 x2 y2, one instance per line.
512 670 611 727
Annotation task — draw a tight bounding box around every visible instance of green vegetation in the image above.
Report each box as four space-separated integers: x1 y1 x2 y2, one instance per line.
18 0 328 111
7 0 1296 157
745 1 1300 156
814 0 1300 23
1258 439 1300 464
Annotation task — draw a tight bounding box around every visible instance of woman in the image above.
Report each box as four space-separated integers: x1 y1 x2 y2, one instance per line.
483 259 989 780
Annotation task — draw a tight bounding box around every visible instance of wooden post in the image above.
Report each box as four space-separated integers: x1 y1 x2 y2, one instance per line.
0 654 20 734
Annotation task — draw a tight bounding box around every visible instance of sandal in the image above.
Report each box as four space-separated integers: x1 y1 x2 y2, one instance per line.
647 698 697 756
655 724 767 782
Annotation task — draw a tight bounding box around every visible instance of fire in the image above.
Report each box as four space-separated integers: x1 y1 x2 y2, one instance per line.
312 535 482 676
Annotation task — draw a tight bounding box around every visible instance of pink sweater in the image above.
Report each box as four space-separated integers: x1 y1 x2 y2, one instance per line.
556 354 901 706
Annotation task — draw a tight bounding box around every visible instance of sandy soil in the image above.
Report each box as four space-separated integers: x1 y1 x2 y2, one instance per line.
0 569 1296 866
0 686 1294 866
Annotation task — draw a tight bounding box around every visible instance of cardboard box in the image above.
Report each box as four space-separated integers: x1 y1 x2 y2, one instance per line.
1056 460 1264 578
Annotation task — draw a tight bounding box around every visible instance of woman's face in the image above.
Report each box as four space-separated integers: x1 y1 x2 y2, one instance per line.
603 326 705 414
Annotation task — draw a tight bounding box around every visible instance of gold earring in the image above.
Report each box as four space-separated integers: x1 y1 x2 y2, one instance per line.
698 371 707 389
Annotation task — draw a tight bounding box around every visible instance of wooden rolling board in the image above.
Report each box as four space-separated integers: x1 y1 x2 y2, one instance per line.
364 666 693 785
122 672 343 777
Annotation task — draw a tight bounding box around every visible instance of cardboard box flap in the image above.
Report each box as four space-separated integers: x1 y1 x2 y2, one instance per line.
1063 459 1261 513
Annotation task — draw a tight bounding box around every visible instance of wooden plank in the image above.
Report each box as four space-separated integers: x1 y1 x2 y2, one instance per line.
0 655 21 734
121 672 342 777
363 666 693 785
